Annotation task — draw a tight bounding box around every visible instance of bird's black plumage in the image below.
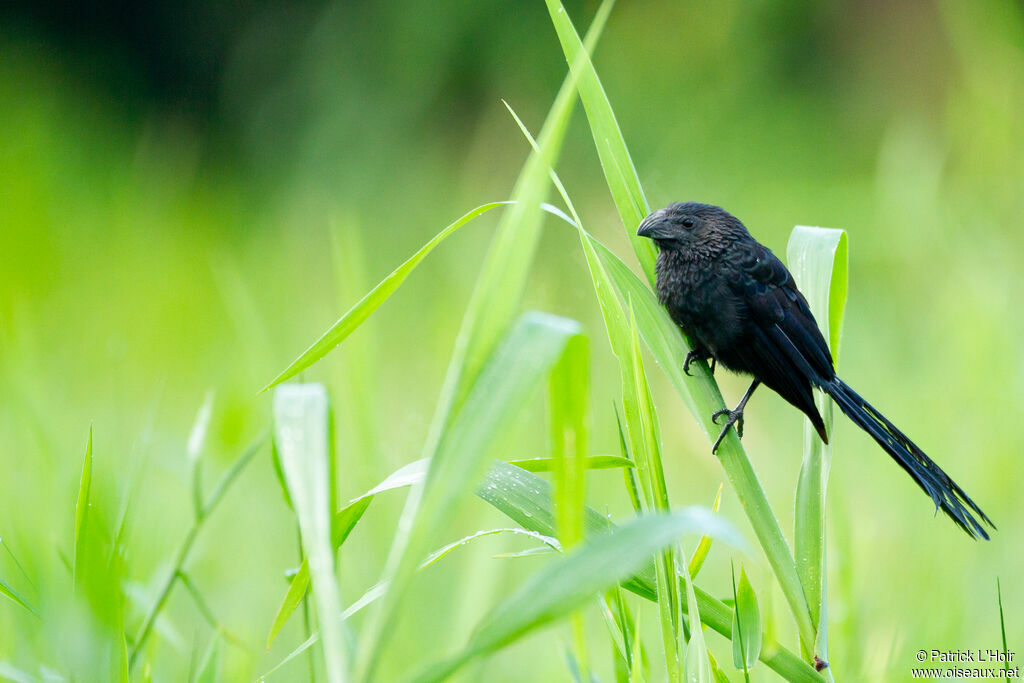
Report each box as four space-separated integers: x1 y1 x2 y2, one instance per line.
638 201 994 539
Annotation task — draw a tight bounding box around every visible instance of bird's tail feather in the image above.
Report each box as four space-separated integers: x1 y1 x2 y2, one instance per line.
822 377 994 540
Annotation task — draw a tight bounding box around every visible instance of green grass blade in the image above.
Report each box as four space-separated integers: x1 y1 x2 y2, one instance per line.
201 434 266 517
74 422 94 584
627 303 683 681
417 513 727 682
543 0 657 283
548 329 591 677
629 608 646 683
263 201 511 391
332 496 372 549
475 462 819 682
998 578 1010 673
272 384 348 683
419 312 585 546
506 454 633 472
708 651 732 683
688 484 723 580
130 435 264 668
548 333 590 548
187 392 215 520
266 561 311 651
0 576 36 616
680 544 711 683
787 227 848 362
731 566 762 672
351 459 428 502
266 494 373 652
312 455 815 681
788 226 848 664
191 632 221 683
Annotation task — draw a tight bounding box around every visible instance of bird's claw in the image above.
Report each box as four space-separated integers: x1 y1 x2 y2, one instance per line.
683 350 715 377
710 408 744 453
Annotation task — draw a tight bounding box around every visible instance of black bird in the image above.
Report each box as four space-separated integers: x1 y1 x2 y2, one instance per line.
637 201 993 539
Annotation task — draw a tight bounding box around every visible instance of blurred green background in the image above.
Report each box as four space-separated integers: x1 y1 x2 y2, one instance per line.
1 0 1021 679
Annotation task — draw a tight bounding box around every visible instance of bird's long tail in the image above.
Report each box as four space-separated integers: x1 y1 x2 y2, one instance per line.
821 377 994 539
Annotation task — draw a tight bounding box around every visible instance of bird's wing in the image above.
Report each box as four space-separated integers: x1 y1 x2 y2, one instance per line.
723 243 834 433
730 243 834 379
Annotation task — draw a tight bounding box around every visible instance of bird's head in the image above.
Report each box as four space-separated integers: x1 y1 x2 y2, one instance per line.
636 202 745 251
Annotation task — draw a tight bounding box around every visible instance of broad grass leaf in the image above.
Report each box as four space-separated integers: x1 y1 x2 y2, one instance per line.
786 227 848 363
788 225 847 662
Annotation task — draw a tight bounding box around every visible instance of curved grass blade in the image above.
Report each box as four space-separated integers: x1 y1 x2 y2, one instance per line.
263 201 511 391
415 513 728 683
475 462 819 682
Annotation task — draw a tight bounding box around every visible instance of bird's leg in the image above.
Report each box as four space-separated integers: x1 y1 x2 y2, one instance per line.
683 348 715 376
711 380 760 453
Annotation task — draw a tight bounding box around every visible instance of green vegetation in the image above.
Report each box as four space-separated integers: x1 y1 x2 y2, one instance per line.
1 1 1020 681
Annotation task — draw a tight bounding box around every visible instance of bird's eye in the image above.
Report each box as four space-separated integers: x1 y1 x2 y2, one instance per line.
681 218 695 229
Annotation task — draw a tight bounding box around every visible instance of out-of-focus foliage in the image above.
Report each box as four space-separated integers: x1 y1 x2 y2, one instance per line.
0 1 1021 680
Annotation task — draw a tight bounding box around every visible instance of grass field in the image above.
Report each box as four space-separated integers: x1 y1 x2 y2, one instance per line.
1 1 1022 681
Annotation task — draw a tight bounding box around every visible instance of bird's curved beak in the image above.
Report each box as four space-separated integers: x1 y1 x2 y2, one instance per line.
636 209 669 239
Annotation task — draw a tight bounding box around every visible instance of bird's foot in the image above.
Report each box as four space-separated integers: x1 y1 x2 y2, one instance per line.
683 349 715 376
710 407 744 453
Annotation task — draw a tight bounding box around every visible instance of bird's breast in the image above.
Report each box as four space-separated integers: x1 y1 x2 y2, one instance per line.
656 252 746 360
